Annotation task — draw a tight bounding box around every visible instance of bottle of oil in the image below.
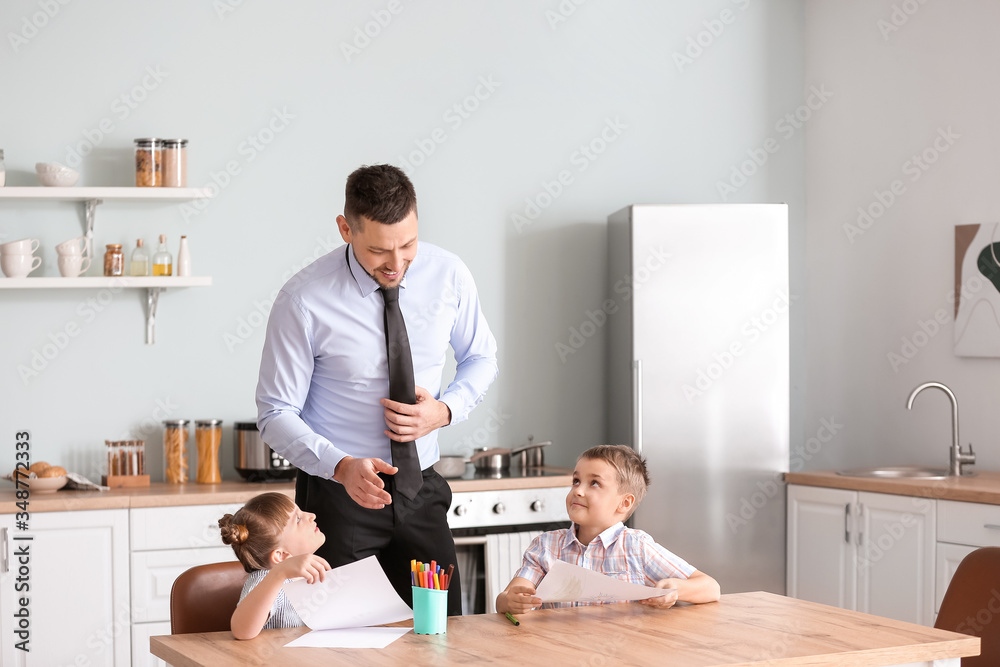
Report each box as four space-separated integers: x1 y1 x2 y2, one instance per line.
152 234 173 276
130 239 149 276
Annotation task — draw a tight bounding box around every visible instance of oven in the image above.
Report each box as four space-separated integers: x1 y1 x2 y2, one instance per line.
446 471 570 615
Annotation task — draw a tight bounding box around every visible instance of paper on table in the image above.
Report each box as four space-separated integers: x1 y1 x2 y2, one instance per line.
282 555 413 648
535 559 670 603
284 627 411 649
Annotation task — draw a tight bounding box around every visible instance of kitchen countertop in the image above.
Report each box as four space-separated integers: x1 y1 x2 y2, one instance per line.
785 470 1000 505
0 468 573 514
150 591 979 666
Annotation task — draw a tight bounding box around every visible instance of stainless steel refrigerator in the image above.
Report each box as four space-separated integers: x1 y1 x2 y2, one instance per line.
607 204 789 595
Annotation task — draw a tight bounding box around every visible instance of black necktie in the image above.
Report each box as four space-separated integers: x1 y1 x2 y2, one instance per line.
380 286 423 499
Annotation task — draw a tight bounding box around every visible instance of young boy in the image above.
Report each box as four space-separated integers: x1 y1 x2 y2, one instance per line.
496 445 720 614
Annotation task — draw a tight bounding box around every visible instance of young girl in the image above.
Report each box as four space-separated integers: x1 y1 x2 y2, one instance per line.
218 492 331 639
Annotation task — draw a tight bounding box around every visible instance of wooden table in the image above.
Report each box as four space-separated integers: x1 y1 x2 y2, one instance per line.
150 591 978 666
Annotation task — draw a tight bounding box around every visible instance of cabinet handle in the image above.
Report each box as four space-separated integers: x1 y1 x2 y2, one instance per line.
844 504 850 543
984 524 1000 530
857 503 864 546
1 527 7 574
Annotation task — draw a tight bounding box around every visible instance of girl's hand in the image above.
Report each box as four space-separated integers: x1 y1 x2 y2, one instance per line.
640 579 680 609
274 554 331 584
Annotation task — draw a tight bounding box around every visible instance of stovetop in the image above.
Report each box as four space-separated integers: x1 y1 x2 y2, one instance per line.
449 466 569 482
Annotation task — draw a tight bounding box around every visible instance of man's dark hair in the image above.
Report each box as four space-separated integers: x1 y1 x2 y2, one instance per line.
344 164 417 231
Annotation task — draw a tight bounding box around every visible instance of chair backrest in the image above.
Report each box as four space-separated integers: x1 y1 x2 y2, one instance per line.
934 546 1000 666
170 561 248 634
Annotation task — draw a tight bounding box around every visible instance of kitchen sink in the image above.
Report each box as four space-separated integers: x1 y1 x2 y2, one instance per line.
836 466 950 480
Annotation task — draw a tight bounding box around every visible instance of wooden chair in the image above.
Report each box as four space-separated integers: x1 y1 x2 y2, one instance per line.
170 561 248 634
934 547 1000 666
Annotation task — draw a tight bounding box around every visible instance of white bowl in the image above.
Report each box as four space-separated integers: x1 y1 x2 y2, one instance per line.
35 162 79 187
24 475 68 494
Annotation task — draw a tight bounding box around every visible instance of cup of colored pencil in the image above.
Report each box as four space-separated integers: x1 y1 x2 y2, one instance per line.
411 559 453 635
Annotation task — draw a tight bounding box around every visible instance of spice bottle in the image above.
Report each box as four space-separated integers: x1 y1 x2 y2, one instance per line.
104 244 124 276
134 138 163 187
130 239 149 276
153 234 173 276
195 419 223 484
162 139 188 187
163 420 190 483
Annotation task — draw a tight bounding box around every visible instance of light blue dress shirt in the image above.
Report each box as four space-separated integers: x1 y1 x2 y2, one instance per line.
256 241 498 479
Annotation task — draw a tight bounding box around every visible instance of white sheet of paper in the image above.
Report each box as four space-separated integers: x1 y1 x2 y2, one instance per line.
283 555 413 632
284 626 411 649
535 559 669 603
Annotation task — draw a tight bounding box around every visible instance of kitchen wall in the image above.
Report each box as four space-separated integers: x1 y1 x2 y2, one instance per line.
804 0 1000 472
0 1 805 481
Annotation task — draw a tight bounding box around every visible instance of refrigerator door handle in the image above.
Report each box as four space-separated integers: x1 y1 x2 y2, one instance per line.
632 359 643 456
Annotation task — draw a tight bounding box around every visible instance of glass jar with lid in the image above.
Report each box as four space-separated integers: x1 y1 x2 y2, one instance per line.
163 419 190 483
162 139 188 187
195 419 223 484
134 138 162 187
103 244 124 276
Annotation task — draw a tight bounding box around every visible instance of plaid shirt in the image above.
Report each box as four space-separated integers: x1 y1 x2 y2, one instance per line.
514 522 696 608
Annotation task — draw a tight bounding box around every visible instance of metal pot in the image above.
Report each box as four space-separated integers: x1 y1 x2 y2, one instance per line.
512 440 551 469
433 455 468 478
470 447 511 473
234 422 296 482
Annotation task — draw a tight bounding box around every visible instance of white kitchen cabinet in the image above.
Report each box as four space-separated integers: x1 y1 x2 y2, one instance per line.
934 499 1000 619
787 485 936 626
129 503 242 667
0 509 130 667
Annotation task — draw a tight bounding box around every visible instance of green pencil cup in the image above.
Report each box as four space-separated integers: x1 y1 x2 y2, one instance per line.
412 586 448 635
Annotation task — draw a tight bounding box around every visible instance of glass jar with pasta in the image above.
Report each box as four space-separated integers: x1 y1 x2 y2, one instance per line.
195 419 223 484
162 419 190 483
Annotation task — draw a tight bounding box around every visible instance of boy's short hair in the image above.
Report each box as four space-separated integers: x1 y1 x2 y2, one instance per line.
343 164 417 231
579 444 649 513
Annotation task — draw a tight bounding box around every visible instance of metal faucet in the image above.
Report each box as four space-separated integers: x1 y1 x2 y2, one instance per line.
906 381 976 476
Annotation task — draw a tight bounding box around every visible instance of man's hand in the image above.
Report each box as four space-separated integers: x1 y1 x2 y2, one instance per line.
381 386 451 442
639 578 680 609
333 456 396 509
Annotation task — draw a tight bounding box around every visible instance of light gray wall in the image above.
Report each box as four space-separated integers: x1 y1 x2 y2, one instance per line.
804 0 1000 472
0 1 805 482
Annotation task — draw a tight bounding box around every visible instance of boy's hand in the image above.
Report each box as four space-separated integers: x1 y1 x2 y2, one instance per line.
639 578 680 609
274 554 331 584
505 583 542 614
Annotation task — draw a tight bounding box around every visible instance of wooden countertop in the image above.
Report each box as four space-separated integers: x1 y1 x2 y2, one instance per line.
0 469 572 514
150 591 979 666
785 470 1000 505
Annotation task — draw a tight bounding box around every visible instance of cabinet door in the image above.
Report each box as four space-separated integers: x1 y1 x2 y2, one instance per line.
856 491 936 626
0 509 130 666
936 542 978 615
787 485 857 611
131 546 237 623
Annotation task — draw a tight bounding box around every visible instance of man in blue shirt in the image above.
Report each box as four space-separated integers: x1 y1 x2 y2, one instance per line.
256 164 498 615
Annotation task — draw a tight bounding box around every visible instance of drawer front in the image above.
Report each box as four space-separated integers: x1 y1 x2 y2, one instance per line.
131 546 238 623
131 503 243 551
937 500 1000 547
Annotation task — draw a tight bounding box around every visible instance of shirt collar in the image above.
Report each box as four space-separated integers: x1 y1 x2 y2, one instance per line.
345 244 407 298
565 521 626 548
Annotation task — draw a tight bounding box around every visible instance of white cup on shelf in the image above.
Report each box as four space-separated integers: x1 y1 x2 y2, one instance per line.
1 254 42 278
57 255 91 277
1 238 41 255
55 236 87 256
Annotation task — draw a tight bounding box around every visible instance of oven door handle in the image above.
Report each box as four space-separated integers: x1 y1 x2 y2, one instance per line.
453 535 487 546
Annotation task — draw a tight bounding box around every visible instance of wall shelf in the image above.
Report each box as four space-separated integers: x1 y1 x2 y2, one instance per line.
0 187 214 344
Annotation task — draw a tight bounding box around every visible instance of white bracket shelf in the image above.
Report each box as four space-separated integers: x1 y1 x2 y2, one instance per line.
0 277 212 345
0 187 214 344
